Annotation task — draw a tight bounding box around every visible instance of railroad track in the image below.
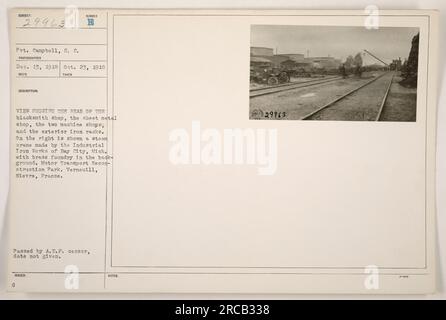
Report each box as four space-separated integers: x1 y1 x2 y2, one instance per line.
300 71 394 121
250 76 343 99
375 73 394 121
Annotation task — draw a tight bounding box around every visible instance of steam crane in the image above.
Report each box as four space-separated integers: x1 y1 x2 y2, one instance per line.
363 49 390 70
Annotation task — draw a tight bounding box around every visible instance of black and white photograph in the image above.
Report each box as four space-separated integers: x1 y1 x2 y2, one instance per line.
1 5 443 301
250 25 419 121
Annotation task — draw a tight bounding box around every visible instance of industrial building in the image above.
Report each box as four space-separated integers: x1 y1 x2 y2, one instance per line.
304 56 341 69
250 46 274 57
279 53 305 62
250 47 342 71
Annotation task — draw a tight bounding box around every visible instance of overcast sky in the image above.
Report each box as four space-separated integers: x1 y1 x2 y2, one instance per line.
251 25 419 65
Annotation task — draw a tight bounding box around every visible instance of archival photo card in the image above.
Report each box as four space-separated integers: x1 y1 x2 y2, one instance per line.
7 9 437 294
249 25 420 121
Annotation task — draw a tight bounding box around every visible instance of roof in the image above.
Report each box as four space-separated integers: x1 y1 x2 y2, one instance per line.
250 57 273 63
308 56 336 60
251 46 273 50
281 59 297 64
280 53 304 56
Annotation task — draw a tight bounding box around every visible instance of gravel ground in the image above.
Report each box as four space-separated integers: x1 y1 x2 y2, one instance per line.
379 75 417 122
305 72 395 121
250 76 341 98
249 72 383 120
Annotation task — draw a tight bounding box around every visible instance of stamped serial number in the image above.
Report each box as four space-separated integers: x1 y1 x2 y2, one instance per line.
264 111 287 119
251 109 287 119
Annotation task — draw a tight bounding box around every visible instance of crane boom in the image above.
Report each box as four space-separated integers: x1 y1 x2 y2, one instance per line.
363 49 389 66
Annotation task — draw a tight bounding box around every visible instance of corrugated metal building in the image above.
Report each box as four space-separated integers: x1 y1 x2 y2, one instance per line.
250 47 274 56
280 53 305 62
